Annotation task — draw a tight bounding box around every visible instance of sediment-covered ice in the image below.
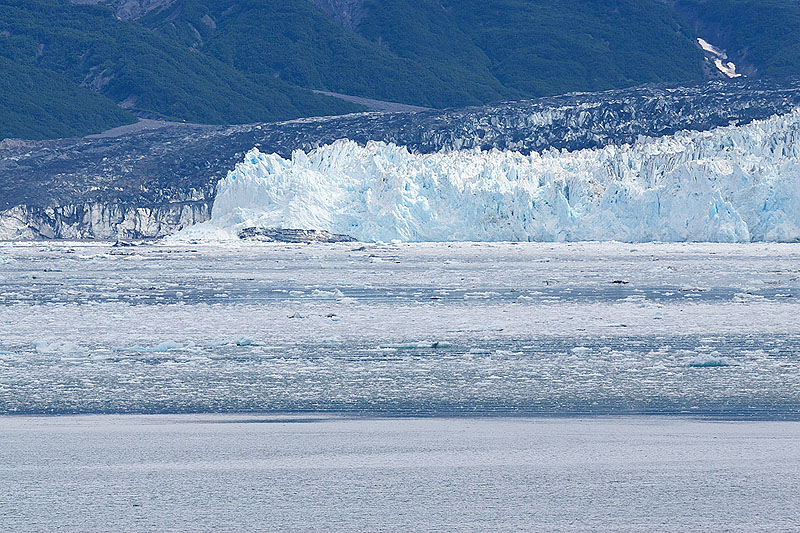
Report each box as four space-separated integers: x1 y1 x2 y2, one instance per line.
179 110 800 242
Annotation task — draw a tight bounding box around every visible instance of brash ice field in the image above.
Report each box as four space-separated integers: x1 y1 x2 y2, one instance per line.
1 241 799 417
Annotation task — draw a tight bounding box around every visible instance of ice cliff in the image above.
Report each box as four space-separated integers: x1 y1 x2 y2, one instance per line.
183 110 800 243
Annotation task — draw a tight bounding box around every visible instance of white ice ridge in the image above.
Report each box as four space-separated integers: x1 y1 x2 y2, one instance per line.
180 109 800 243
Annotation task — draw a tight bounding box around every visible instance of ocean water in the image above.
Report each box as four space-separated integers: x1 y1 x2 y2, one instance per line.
2 241 800 531
2 415 800 532
1 241 799 418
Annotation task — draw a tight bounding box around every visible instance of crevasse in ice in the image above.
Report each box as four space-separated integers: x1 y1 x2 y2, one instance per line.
182 109 800 242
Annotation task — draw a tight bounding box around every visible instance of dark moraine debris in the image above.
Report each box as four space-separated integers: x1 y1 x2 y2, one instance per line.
238 227 357 243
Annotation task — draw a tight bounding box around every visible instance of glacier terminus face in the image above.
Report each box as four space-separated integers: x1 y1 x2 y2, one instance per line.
182 109 800 243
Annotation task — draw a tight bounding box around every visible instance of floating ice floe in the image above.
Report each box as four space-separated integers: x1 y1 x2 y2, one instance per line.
114 341 191 353
176 110 800 243
310 288 344 299
688 356 733 368
33 341 83 354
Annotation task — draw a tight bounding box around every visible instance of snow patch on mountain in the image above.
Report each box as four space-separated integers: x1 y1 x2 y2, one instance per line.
698 38 726 58
698 37 743 78
176 109 800 243
714 59 742 78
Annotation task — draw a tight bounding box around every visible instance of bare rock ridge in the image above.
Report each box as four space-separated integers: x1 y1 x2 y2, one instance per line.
2 78 800 240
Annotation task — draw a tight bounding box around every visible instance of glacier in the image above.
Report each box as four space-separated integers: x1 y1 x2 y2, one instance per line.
179 109 800 243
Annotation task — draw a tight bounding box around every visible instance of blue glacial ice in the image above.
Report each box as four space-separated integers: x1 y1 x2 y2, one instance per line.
179 109 800 242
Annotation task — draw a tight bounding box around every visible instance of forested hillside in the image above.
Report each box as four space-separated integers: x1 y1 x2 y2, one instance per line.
2 0 799 140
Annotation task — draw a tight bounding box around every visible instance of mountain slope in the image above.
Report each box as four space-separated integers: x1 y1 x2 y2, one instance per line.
139 0 514 108
143 0 707 106
0 0 360 139
357 0 705 97
0 56 136 140
3 0 800 141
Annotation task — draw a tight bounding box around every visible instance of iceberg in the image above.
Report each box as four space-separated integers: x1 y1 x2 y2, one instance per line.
178 109 800 242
